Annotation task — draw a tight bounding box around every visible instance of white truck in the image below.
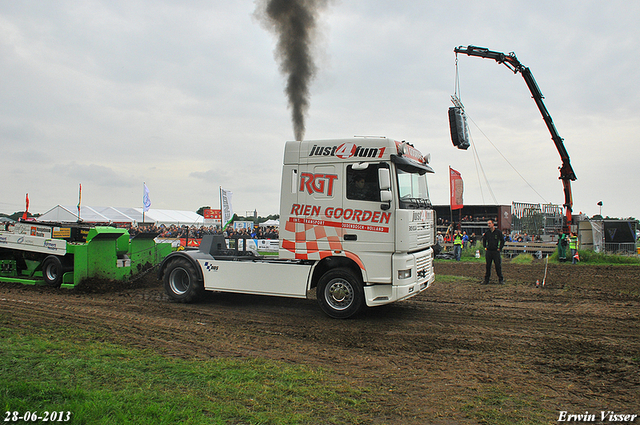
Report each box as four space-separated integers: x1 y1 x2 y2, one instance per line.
159 137 436 318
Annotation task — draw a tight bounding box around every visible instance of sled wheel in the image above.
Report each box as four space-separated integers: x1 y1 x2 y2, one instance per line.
317 268 364 319
163 257 204 303
42 256 64 287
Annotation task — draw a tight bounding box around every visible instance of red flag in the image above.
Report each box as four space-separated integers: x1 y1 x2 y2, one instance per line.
22 193 29 220
449 167 463 210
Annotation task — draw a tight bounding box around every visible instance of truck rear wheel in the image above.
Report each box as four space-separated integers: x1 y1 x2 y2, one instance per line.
317 268 364 319
42 256 64 287
163 257 204 303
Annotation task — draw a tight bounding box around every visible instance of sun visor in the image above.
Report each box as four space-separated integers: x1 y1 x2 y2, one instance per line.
391 154 434 175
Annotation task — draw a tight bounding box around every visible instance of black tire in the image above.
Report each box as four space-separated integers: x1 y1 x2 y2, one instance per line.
163 257 204 303
316 268 365 319
42 256 63 287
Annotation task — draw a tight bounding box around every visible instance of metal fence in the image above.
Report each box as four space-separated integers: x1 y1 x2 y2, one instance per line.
511 202 563 237
604 243 637 255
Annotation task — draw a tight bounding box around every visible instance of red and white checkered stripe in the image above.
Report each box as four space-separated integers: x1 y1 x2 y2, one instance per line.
281 219 364 269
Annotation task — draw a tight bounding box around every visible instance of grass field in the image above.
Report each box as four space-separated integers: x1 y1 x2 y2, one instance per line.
444 245 640 265
0 327 370 424
2 249 637 424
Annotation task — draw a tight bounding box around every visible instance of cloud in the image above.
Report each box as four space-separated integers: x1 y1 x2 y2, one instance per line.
0 0 639 218
50 162 132 188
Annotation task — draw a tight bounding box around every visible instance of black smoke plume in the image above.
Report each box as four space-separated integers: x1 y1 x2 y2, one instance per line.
256 0 329 141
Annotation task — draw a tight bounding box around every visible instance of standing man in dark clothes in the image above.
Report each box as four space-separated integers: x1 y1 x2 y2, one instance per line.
482 219 505 284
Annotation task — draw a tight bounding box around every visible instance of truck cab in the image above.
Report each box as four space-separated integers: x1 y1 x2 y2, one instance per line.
279 137 436 312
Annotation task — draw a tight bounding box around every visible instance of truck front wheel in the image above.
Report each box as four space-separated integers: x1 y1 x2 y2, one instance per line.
42 256 64 287
163 257 204 303
317 268 364 319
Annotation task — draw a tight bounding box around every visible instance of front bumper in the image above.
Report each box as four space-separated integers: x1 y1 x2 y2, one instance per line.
363 247 434 307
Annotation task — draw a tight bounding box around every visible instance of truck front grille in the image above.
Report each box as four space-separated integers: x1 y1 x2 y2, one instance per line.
416 220 433 246
415 250 433 286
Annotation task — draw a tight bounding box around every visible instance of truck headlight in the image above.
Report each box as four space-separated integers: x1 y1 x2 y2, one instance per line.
398 269 412 279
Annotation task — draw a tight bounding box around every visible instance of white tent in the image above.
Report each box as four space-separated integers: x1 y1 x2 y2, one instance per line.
136 209 204 226
37 205 204 226
259 219 279 227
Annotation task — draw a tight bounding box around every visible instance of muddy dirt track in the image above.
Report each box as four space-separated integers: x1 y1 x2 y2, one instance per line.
2 261 639 424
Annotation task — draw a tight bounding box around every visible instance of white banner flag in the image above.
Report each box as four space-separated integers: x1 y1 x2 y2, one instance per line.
143 183 151 212
220 187 234 230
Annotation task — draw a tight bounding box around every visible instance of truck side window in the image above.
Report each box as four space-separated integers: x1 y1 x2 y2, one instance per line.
346 164 380 202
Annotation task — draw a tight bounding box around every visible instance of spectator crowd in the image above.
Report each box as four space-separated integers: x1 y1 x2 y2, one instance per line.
127 223 279 240
437 215 499 227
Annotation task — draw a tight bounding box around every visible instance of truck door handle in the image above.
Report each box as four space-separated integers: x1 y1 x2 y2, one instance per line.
344 234 357 241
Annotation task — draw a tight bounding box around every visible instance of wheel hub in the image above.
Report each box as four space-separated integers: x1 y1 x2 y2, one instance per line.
44 265 57 281
327 279 353 309
169 267 190 295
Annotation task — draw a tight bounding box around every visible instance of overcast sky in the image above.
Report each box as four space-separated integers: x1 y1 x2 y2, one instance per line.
1 0 638 220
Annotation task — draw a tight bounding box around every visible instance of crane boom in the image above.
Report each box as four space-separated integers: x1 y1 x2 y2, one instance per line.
454 45 576 233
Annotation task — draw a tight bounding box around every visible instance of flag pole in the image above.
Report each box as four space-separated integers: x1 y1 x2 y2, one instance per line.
219 186 223 232
448 166 453 228
142 182 145 224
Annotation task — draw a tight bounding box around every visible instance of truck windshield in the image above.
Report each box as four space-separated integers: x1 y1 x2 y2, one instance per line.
396 167 431 209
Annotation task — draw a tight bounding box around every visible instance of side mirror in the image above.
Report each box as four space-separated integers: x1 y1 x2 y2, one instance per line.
378 167 392 210
378 168 391 190
380 190 392 210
